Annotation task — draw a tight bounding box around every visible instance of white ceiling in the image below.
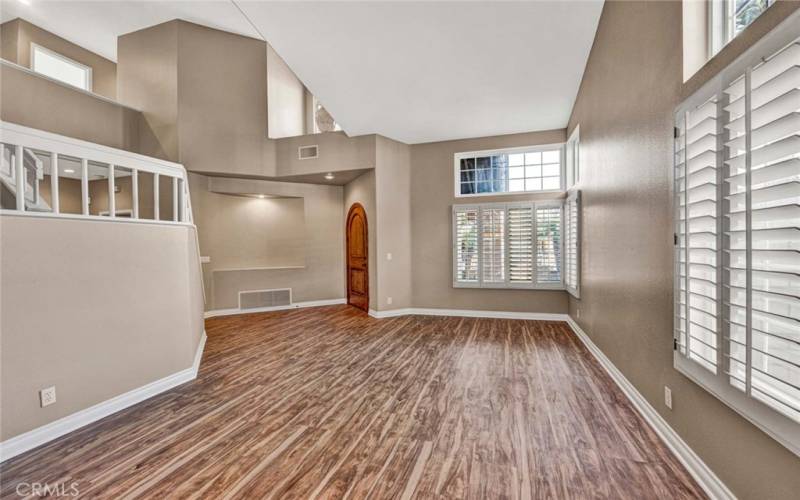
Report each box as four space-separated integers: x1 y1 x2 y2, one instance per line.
0 1 260 61
1 0 604 144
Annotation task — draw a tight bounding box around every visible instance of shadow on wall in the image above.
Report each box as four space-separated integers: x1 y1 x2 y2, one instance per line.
199 191 306 271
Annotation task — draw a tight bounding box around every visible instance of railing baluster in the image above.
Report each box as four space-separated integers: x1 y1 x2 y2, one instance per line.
51 152 60 214
153 173 160 220
132 169 139 219
15 145 24 211
81 158 89 215
172 176 178 222
33 160 40 206
108 163 115 218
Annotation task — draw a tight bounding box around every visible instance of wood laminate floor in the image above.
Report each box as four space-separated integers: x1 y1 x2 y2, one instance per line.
0 306 706 499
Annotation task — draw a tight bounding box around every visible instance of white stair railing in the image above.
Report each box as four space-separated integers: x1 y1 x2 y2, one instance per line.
0 121 205 304
0 121 192 223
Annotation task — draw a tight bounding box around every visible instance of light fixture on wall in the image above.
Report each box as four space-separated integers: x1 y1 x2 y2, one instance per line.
257 194 266 199
64 169 75 174
324 173 334 181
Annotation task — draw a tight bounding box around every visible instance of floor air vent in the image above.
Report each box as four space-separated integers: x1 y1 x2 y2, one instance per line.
239 288 292 310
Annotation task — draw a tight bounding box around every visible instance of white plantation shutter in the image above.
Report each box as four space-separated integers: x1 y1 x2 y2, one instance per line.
481 208 505 284
674 23 800 457
675 96 721 374
723 40 800 423
454 206 479 284
564 190 580 297
453 201 564 289
536 205 562 284
508 205 534 283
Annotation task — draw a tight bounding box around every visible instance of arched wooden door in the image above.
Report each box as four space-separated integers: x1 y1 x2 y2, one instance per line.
346 203 369 312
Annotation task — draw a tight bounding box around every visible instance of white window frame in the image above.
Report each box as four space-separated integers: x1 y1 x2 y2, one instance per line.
454 143 565 198
674 13 800 458
566 126 580 189
564 189 581 298
30 43 93 92
709 0 776 57
452 200 566 290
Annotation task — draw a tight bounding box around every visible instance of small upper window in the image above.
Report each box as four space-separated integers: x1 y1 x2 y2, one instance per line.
710 0 775 55
31 44 92 92
455 145 563 197
313 99 342 133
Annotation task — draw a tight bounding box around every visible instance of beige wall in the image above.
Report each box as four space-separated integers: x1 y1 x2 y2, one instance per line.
1 18 19 64
190 173 345 310
0 18 117 99
117 21 179 161
374 136 412 310
566 2 800 499
187 187 306 271
0 63 141 152
409 130 569 314
267 43 307 139
175 21 276 177
0 215 204 440
275 132 376 177
344 170 377 309
117 20 376 180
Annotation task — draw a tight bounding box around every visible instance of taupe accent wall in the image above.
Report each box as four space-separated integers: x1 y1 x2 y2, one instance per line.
0 216 204 440
567 2 800 499
190 173 345 310
118 20 376 181
0 18 117 99
267 42 307 139
409 130 569 314
116 20 179 161
374 136 412 310
0 63 141 152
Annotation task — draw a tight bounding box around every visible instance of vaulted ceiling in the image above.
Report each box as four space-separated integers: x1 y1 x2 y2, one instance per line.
1 0 604 144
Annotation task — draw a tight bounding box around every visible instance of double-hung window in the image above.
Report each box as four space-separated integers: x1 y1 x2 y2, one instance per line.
453 201 565 289
455 145 563 196
674 22 800 456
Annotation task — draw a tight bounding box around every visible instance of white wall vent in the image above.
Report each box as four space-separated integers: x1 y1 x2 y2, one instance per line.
238 288 292 310
298 145 319 160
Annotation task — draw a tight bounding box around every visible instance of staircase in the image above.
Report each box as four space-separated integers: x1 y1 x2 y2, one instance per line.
0 144 52 212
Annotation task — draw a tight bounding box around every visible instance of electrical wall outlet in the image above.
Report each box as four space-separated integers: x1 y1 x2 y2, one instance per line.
40 386 56 407
386 253 393 261
387 297 393 305
577 307 581 318
664 386 672 410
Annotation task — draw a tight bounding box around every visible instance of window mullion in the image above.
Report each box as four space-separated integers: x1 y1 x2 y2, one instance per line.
717 89 729 380
504 205 511 287
477 206 484 288
532 202 538 286
744 66 753 397
684 110 691 359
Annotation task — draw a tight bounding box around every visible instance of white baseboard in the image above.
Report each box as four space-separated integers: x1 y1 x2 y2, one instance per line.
368 307 568 321
0 331 207 463
204 298 347 319
564 317 735 500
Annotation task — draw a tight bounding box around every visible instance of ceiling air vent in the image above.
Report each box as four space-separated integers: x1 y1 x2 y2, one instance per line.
238 288 292 310
298 145 319 160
